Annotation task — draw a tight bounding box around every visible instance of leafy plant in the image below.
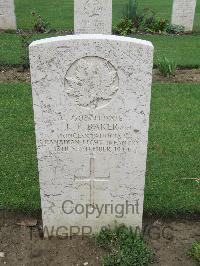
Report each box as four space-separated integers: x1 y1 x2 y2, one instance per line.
165 24 185 34
157 57 177 77
114 18 135 35
95 224 154 266
114 1 169 35
18 31 33 70
188 241 200 264
31 11 51 33
139 9 168 33
122 0 138 20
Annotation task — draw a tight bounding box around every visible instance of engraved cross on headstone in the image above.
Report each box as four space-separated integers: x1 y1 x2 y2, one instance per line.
74 155 110 204
74 0 112 34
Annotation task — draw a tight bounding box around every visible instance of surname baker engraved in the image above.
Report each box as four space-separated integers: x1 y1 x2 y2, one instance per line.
65 56 119 109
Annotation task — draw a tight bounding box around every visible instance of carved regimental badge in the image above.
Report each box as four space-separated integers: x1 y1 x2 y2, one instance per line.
84 0 103 16
65 56 119 109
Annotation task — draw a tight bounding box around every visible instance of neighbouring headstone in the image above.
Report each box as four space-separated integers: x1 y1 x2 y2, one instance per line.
0 0 16 30
30 34 153 237
74 0 112 34
171 0 196 31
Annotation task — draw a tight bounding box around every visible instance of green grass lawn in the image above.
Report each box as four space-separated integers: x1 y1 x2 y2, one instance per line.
146 83 200 215
0 33 200 67
0 83 39 211
14 0 200 31
137 34 200 68
0 82 199 214
1 0 200 68
0 33 56 66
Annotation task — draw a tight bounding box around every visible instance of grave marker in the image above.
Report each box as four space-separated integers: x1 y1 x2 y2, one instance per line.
0 0 16 30
30 0 154 237
171 0 196 31
74 0 112 34
30 35 153 237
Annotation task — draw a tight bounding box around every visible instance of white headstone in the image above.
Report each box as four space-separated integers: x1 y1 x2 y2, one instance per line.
171 0 196 31
74 0 112 34
30 35 153 237
0 0 16 30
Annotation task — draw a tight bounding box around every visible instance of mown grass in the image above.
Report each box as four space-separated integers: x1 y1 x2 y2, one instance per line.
146 83 200 215
0 33 57 66
0 33 200 67
0 83 199 214
136 34 200 68
14 0 200 31
0 83 39 211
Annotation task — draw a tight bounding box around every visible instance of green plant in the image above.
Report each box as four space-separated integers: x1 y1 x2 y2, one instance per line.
18 31 33 70
113 18 135 35
157 56 177 77
31 11 51 33
165 24 185 34
188 241 200 264
139 9 168 33
122 0 138 20
95 224 154 266
113 0 141 35
115 2 169 35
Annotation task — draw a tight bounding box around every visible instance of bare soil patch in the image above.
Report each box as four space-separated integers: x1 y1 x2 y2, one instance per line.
1 67 200 84
153 69 200 83
0 211 105 266
0 211 199 266
0 67 30 83
143 215 200 266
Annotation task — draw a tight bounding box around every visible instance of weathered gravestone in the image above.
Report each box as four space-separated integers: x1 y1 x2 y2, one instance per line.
171 0 196 31
30 2 153 237
0 0 16 30
74 0 112 34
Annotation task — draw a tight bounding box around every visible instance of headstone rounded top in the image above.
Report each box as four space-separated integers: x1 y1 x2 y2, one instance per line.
64 56 119 109
74 0 112 34
29 27 154 237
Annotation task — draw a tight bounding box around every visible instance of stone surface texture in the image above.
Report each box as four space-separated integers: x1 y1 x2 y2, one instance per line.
74 0 112 34
171 0 196 31
30 34 153 236
0 0 16 30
